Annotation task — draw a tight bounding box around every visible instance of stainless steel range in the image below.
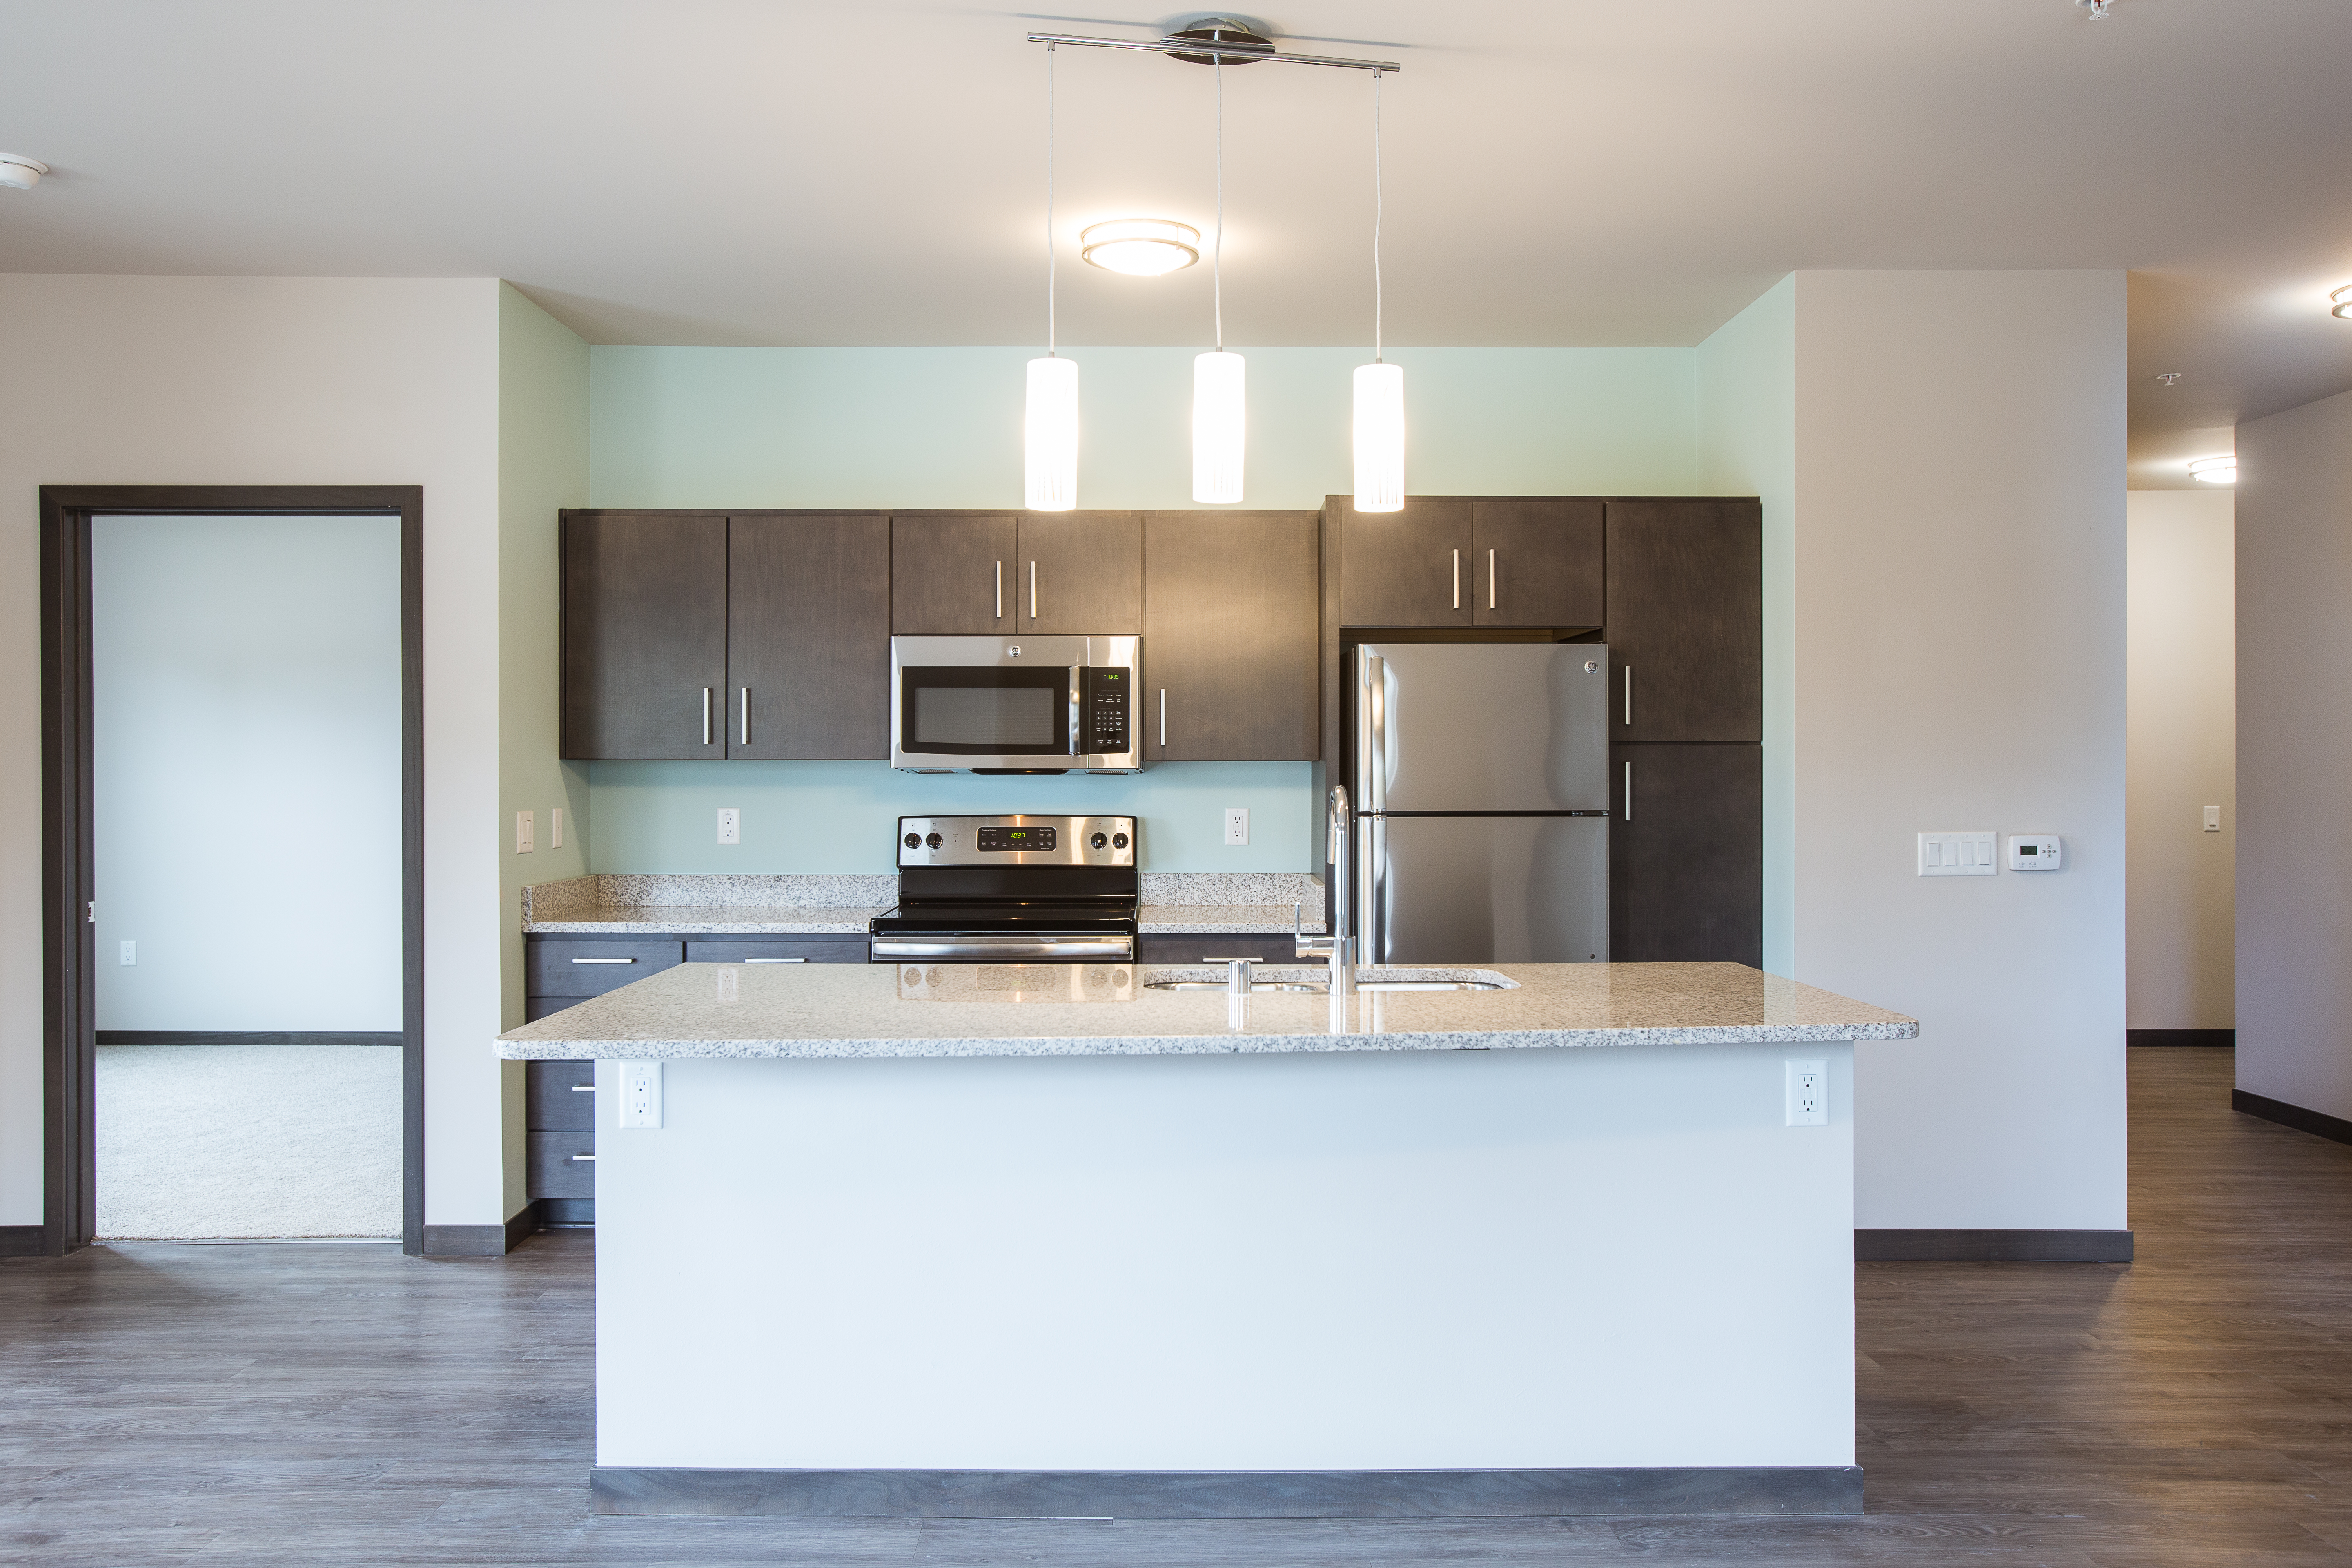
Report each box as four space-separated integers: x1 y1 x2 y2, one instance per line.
867 814 1138 962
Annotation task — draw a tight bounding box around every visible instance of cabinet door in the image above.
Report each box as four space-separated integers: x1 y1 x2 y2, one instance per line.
728 514 890 760
891 513 1016 634
1143 512 1319 761
1338 497 1472 626
1605 500 1762 743
1018 513 1142 633
561 512 728 759
1610 744 1762 966
1472 500 1603 627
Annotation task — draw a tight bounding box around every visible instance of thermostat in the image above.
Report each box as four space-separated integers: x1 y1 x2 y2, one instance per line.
2008 835 2062 871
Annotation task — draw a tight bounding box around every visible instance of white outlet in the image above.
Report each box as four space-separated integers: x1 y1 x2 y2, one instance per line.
551 806 565 849
1223 806 1250 846
618 1060 663 1129
515 809 535 854
1786 1060 1828 1126
119 940 136 967
716 807 740 846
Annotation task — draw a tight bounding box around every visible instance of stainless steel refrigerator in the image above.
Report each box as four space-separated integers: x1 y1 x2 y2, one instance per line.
1350 642 1612 964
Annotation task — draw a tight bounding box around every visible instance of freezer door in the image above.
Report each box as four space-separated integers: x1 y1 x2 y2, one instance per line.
1355 642 1611 812
1360 815 1609 964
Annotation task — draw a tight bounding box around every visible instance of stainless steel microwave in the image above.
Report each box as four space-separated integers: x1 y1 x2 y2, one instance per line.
889 635 1141 773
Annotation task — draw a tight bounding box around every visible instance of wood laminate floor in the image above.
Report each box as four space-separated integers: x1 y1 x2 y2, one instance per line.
4 1047 2350 1565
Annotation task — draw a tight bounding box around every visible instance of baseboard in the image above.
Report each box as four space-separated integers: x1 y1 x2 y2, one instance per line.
1856 1229 2134 1263
2233 1088 2352 1146
540 1198 595 1228
590 1465 1865 1519
94 1031 403 1047
2128 1029 2235 1048
420 1204 542 1259
0 1225 46 1258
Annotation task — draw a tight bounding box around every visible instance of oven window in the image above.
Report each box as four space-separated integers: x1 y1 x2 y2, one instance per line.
902 667 1069 755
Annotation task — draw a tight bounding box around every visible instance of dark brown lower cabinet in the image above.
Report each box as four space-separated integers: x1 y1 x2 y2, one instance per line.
1610 744 1762 966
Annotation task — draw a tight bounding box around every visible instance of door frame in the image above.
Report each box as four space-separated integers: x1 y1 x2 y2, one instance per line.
38 486 425 1256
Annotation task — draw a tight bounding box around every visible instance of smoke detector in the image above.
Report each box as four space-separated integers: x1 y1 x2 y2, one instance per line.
0 155 49 191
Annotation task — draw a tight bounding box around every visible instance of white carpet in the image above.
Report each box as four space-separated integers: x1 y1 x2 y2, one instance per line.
95 1044 401 1239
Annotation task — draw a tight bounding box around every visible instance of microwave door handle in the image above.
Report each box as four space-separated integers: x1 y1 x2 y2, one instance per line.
1070 666 1083 756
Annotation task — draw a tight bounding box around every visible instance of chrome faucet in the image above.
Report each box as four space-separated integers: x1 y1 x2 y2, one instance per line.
1294 785 1355 1029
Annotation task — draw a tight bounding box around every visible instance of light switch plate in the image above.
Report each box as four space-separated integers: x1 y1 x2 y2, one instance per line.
551 806 564 849
2204 805 2221 833
2009 834 2062 870
515 809 534 854
1223 806 1250 846
1919 831 1996 876
717 807 740 846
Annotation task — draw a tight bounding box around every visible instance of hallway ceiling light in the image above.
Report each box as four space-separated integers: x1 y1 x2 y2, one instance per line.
2331 285 2352 320
0 154 49 191
1081 220 1201 276
2189 456 2236 484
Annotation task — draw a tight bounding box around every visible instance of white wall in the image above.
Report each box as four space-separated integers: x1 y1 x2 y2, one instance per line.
2126 490 2236 1031
2236 387 2352 1119
0 276 509 1230
92 514 402 1032
1792 272 2129 1232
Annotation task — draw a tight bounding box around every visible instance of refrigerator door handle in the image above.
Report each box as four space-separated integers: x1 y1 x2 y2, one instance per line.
1624 759 1633 822
1360 812 1386 965
1451 549 1460 610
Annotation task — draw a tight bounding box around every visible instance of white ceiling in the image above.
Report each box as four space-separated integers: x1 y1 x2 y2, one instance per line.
4 0 2349 486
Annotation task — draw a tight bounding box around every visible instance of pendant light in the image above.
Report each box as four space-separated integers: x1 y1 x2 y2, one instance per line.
1192 52 1245 505
1024 43 1078 511
1352 69 1403 512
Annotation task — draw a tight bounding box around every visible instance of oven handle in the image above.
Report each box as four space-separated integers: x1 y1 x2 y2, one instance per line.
870 935 1136 960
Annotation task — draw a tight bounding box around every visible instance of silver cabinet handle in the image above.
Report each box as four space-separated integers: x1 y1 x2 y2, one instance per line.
1624 665 1633 726
571 956 635 964
1489 548 1497 610
1030 560 1038 621
702 686 712 745
742 957 806 964
1624 759 1633 822
739 687 750 746
994 560 1003 619
570 1084 596 1092
1160 688 1167 749
570 1154 596 1163
1451 548 1460 610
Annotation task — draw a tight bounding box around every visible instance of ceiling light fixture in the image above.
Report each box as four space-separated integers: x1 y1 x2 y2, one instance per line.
2155 372 2182 385
2331 285 2352 320
1024 45 1078 512
1080 219 1200 276
1193 49 1245 505
1352 69 1403 513
2189 456 2236 485
0 155 49 191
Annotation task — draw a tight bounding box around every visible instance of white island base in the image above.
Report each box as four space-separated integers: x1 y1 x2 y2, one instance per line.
499 962 1914 1519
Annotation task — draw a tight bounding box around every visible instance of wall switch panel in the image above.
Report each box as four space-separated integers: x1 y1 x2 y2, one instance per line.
515 809 534 854
551 806 564 849
716 807 740 846
1223 806 1250 846
1785 1060 1828 1126
1918 831 1996 876
119 940 135 967
2008 834 2062 870
618 1061 663 1129
2204 805 2222 833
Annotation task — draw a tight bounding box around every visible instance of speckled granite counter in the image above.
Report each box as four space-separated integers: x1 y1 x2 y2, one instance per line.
497 960 1915 1060
521 872 1325 935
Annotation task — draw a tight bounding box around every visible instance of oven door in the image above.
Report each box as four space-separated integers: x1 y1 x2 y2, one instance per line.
893 663 1077 766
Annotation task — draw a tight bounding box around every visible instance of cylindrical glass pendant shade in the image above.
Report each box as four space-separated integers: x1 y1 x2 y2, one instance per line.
1024 355 1078 511
1352 361 1405 513
1192 350 1246 505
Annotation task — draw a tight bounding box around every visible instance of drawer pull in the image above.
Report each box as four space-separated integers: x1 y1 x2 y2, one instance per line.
570 1154 597 1163
571 957 635 964
742 957 806 964
570 1084 596 1093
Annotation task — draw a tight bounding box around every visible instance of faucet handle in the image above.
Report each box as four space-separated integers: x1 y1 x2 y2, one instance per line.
1293 899 1335 959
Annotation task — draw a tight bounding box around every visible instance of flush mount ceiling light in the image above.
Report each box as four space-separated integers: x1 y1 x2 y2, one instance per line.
2331 285 2352 320
1081 219 1201 276
2189 456 2237 485
0 155 49 191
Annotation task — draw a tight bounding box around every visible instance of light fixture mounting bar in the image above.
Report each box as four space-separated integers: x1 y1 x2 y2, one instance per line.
1024 32 1401 74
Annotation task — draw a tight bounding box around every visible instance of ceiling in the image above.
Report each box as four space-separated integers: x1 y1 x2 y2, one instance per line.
4 1 2348 486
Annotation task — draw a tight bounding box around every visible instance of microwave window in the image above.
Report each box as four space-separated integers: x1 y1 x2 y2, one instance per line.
913 684 1060 748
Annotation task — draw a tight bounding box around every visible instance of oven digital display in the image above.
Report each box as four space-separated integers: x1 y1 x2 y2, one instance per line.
977 826 1056 852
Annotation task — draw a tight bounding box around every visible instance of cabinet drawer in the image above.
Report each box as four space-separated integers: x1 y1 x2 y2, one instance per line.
1136 933 1302 965
526 1130 598 1200
686 936 868 964
525 1060 597 1130
527 938 685 997
525 996 581 1022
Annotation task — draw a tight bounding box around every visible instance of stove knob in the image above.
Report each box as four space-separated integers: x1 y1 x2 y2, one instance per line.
1090 832 1108 850
925 832 943 848
1111 832 1129 850
903 832 921 850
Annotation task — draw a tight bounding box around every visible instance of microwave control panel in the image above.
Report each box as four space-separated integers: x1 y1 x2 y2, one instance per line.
1081 667 1131 755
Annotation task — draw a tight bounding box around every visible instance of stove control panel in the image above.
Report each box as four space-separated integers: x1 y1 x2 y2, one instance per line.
897 815 1136 869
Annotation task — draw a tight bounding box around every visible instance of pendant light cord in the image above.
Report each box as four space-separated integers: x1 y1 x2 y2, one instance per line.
1213 52 1224 353
1372 68 1383 363
1046 43 1057 357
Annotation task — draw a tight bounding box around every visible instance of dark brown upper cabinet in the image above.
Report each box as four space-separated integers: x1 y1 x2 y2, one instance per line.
561 512 728 760
1336 497 1472 626
1610 742 1762 966
1604 499 1763 744
1143 512 1319 762
1471 500 1604 628
1016 512 1142 633
891 513 1017 634
726 514 891 760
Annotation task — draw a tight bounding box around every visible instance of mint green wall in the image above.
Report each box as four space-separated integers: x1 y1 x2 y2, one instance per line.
584 341 1730 874
1697 276 1796 976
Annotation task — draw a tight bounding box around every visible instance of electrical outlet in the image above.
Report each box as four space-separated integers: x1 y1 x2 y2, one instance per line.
119 940 136 967
551 806 564 849
716 807 740 846
1785 1060 1827 1126
1223 806 1250 846
515 809 534 854
618 1060 663 1129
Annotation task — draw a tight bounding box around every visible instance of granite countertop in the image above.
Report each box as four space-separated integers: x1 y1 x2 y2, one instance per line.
495 961 1918 1061
520 873 1325 936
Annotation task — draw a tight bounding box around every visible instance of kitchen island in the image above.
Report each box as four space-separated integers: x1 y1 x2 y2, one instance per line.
497 961 1915 1520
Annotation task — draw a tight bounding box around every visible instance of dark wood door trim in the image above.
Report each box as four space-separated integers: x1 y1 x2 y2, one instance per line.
37 486 425 1256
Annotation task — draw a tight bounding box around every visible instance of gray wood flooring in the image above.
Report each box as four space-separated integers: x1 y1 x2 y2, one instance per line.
5 1047 2350 1564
